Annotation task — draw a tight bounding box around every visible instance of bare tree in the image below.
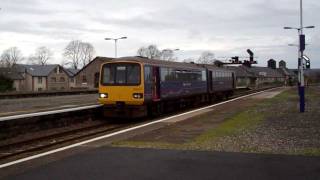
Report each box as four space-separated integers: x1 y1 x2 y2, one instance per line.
137 45 161 59
137 47 148 58
63 40 95 69
81 42 95 67
0 59 4 67
63 40 83 70
29 46 53 65
183 58 196 63
198 51 215 64
0 47 23 67
160 49 175 61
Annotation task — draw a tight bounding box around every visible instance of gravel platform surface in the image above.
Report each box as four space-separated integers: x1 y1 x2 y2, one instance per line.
211 86 320 155
115 87 320 156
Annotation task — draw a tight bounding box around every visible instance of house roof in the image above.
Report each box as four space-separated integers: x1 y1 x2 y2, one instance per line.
0 67 24 80
74 56 114 76
16 64 59 76
65 68 79 77
202 64 234 73
243 66 284 78
225 66 255 78
278 67 296 77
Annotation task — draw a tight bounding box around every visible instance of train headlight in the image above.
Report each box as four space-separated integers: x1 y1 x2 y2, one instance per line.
133 93 143 99
100 93 108 98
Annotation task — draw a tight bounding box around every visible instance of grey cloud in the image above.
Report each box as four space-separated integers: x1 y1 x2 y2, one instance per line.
0 0 319 68
1 0 59 15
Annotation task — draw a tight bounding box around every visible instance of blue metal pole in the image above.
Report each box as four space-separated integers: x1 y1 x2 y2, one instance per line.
299 0 305 113
299 86 305 112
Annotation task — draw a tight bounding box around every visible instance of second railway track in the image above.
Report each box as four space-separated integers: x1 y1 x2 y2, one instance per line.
0 121 138 163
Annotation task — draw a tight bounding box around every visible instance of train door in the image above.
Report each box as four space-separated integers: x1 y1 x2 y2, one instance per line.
208 70 213 92
152 66 160 100
232 72 236 89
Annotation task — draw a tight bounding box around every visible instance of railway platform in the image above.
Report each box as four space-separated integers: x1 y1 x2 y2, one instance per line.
0 94 99 117
2 147 320 180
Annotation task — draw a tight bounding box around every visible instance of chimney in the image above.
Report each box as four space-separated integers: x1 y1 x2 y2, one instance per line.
267 59 276 69
279 60 286 69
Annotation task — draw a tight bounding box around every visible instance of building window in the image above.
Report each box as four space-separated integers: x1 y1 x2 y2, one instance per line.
38 88 42 91
51 77 56 82
38 77 42 84
70 78 75 83
82 75 87 83
60 77 65 82
55 67 58 74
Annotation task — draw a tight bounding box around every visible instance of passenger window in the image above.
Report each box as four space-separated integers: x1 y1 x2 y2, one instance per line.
160 68 168 82
103 66 114 84
127 65 140 84
116 66 126 84
165 68 175 81
201 71 207 81
144 66 152 83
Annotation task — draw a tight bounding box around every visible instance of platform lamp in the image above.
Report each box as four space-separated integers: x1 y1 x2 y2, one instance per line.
104 37 127 58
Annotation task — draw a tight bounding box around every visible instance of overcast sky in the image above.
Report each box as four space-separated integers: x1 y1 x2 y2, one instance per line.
0 0 319 68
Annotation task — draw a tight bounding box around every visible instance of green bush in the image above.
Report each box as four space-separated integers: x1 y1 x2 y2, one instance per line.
0 75 13 92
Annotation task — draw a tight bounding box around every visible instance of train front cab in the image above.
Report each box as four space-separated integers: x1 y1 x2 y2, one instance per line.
98 61 148 118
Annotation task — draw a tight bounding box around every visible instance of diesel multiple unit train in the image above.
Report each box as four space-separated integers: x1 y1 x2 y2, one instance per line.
98 56 235 117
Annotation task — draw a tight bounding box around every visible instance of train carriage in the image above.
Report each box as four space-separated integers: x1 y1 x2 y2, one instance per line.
205 65 235 98
99 56 235 118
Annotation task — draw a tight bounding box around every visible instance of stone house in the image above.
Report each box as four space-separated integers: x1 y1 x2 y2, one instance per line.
225 66 256 88
277 60 297 86
14 64 71 91
245 66 285 87
74 57 113 89
65 68 79 89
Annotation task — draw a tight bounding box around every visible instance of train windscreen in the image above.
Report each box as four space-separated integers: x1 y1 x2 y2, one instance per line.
101 63 141 85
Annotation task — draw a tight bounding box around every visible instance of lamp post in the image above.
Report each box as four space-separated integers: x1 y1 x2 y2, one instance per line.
283 0 315 113
163 48 180 51
104 37 127 58
161 48 180 61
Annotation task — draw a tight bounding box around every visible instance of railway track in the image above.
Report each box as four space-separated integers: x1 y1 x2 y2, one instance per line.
0 86 282 164
0 121 138 162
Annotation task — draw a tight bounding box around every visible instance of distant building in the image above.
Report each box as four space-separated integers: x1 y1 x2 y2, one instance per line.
14 64 70 91
65 68 79 89
0 67 25 91
277 61 297 86
225 66 256 88
73 57 113 89
304 69 320 84
243 66 285 87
